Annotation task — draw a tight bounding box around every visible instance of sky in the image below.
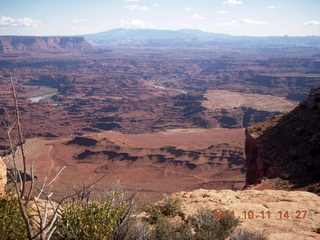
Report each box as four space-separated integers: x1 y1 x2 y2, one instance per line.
0 0 319 37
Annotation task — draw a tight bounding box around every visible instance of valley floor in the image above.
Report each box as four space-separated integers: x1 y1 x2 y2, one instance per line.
6 128 245 200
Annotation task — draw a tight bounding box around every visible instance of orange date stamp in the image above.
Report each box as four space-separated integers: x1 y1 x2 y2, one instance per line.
212 209 308 220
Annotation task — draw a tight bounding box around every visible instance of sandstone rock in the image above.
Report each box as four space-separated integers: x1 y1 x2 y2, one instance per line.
172 189 320 240
0 156 7 194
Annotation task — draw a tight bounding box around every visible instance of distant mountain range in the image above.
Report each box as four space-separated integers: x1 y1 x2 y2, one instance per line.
1 29 319 52
85 28 231 40
83 28 320 47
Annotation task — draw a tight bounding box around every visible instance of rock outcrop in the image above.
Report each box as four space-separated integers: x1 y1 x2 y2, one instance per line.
0 36 95 53
0 156 6 194
245 88 320 187
172 189 320 240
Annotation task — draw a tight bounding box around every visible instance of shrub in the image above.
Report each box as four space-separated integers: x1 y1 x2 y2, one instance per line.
142 198 163 224
188 208 239 240
150 216 193 240
56 198 125 239
280 172 291 180
230 229 268 240
275 178 290 188
143 194 182 225
160 194 182 217
113 220 152 240
0 192 29 239
55 180 138 240
107 181 138 240
307 183 318 193
143 196 240 240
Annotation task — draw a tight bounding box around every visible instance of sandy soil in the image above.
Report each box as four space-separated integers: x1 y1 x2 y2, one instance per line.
203 90 297 112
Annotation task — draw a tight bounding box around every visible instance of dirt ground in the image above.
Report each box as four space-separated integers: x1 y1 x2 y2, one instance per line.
6 128 246 201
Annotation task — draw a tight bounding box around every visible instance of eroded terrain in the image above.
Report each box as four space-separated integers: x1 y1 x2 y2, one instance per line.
5 128 245 199
1 43 320 197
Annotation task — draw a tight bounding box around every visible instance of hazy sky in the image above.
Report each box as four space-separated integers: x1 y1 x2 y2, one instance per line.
0 0 319 36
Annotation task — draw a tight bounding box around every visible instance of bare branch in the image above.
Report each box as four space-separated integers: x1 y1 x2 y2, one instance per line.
47 165 66 186
9 73 27 197
27 162 35 202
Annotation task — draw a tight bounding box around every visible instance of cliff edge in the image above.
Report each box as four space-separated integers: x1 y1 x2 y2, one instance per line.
245 88 320 188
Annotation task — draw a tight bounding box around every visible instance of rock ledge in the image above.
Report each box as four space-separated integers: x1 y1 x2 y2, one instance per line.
172 189 320 240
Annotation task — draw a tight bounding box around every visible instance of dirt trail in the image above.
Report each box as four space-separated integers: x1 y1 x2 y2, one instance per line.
46 145 54 177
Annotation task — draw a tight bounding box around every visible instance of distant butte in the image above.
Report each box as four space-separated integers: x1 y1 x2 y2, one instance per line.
0 36 96 53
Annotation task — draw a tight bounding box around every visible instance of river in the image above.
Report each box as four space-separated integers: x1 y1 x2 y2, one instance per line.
29 93 56 103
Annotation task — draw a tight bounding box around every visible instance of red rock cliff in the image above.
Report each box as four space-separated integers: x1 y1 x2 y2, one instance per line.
245 88 320 187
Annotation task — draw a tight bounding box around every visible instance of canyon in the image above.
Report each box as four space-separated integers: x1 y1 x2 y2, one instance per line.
0 34 319 198
0 33 320 239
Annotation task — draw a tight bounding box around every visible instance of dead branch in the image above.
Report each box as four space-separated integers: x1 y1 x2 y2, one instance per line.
10 73 27 197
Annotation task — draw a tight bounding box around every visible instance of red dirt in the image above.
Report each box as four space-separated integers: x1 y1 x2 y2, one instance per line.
14 128 245 201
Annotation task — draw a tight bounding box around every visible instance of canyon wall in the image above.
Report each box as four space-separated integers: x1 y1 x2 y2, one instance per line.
245 88 320 187
0 36 95 53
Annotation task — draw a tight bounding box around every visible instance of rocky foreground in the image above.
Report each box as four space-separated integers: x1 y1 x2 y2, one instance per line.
2 155 319 239
171 188 320 240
